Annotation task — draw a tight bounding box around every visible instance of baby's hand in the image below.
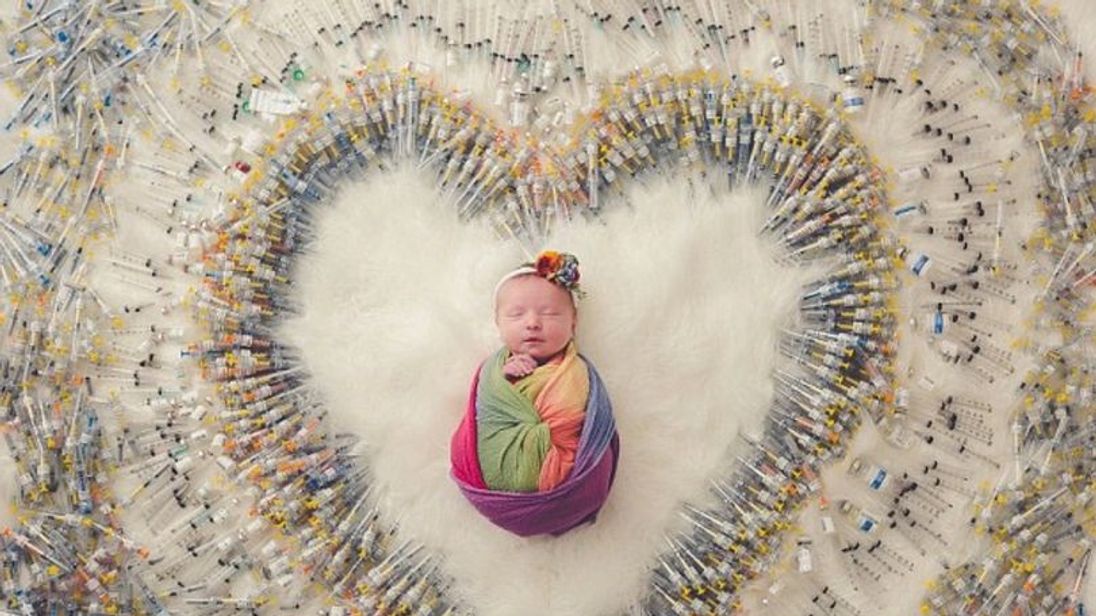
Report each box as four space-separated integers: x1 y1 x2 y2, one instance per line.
503 353 538 379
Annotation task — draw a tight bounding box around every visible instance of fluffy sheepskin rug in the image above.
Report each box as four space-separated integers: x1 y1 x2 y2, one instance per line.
280 163 814 615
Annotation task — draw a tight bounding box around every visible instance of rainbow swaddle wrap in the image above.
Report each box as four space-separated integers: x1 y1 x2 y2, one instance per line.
450 341 620 537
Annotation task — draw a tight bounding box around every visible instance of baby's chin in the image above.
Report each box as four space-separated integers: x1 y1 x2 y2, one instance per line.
509 339 571 361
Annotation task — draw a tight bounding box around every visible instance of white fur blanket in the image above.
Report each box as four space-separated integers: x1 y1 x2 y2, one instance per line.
281 164 812 615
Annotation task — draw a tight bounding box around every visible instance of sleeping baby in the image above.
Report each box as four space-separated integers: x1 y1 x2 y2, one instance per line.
450 250 621 537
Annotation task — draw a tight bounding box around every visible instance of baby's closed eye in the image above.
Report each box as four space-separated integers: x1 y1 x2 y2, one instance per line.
503 309 561 318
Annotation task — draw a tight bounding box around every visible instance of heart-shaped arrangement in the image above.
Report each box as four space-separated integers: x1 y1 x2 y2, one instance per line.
183 68 897 614
2 1 1095 614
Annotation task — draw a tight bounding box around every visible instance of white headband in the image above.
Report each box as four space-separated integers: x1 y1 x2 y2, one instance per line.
493 267 579 310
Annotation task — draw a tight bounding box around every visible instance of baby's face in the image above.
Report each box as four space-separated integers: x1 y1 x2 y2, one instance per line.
495 275 577 362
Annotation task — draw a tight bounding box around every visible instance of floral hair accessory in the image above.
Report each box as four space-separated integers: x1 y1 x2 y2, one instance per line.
529 250 585 299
